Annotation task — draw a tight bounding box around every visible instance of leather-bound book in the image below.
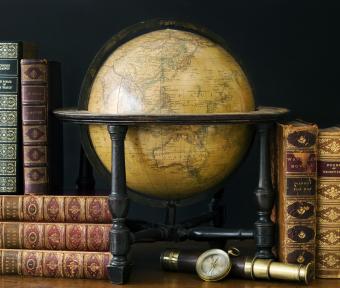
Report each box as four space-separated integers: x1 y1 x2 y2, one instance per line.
0 249 111 279
316 127 340 278
276 121 318 267
0 222 110 251
0 42 38 194
21 60 63 194
0 195 111 223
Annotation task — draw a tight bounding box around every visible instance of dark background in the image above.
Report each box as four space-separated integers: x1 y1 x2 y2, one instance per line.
1 0 333 228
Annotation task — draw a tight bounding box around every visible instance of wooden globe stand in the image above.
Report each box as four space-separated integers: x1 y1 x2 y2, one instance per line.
54 106 288 284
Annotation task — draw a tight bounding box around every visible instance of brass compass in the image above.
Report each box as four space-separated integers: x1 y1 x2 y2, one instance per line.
195 249 231 281
195 248 240 281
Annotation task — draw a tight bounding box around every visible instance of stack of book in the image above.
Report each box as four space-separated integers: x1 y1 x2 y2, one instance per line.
0 195 112 279
0 42 112 279
275 121 339 279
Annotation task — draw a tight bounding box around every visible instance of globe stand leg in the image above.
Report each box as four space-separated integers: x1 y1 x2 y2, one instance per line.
254 123 275 259
107 125 131 284
209 188 225 228
76 146 95 195
164 200 177 225
208 188 226 249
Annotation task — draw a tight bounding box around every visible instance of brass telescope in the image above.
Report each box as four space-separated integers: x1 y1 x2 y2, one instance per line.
237 257 314 284
160 248 314 284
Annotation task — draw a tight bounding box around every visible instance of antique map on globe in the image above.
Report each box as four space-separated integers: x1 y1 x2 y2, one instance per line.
87 28 255 200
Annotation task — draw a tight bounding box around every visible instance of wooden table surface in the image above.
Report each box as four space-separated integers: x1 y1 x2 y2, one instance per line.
0 241 339 288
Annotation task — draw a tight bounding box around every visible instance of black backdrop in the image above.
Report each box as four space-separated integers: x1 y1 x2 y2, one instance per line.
1 0 333 228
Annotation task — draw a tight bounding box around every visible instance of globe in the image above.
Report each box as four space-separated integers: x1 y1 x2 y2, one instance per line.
86 28 255 200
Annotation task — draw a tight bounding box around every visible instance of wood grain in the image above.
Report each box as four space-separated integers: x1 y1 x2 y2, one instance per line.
0 241 338 287
53 106 289 125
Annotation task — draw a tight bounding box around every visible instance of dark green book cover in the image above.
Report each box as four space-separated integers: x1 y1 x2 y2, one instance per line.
0 42 38 194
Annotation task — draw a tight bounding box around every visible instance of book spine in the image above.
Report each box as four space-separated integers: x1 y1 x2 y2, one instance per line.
0 195 111 223
0 249 111 279
21 59 48 195
277 123 317 266
0 43 21 194
316 131 340 278
0 222 110 251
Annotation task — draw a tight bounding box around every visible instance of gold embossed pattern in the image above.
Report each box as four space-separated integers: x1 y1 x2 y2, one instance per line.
318 207 340 223
318 183 340 201
319 138 340 155
317 229 340 246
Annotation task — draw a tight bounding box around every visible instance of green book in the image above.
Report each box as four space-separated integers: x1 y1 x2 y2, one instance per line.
0 42 38 194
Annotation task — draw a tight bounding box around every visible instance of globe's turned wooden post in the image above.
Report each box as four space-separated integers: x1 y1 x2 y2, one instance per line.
107 125 131 284
76 146 95 194
254 123 275 259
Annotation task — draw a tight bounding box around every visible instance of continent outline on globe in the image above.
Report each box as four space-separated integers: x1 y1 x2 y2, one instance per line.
79 20 255 202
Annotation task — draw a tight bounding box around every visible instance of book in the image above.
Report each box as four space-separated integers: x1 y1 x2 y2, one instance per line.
0 222 110 251
0 195 111 223
0 248 110 279
0 42 38 194
316 127 340 278
21 59 48 195
276 121 317 266
21 60 63 195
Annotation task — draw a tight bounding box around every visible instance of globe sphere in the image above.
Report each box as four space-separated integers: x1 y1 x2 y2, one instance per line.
87 29 255 200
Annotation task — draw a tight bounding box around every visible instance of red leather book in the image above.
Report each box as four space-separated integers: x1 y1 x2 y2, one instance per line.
0 222 110 251
0 249 111 279
20 60 63 195
0 195 111 223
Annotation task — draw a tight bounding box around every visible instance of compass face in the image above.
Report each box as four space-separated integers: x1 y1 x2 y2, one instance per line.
195 249 231 281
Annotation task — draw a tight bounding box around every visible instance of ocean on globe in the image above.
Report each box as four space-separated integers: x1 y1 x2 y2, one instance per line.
87 28 255 200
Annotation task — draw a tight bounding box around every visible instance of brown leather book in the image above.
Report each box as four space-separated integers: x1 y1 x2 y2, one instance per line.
0 249 110 279
0 195 111 223
21 59 49 195
0 222 110 251
276 121 317 267
316 127 340 278
20 60 63 195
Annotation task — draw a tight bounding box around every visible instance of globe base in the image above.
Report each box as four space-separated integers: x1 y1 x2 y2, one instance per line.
107 263 131 284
